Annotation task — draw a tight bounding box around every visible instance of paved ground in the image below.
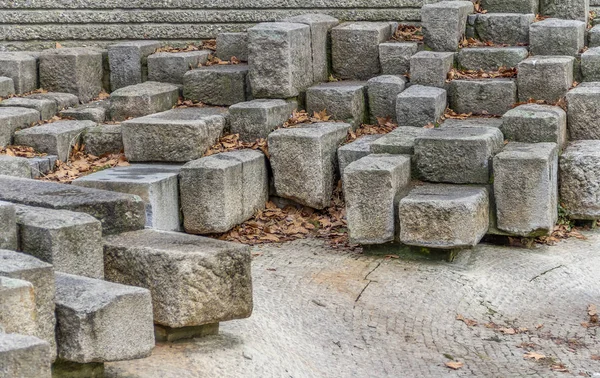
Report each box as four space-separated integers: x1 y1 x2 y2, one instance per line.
106 232 600 378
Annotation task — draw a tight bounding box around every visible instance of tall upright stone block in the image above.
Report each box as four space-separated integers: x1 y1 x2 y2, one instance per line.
566 84 600 140
530 19 586 57
421 1 474 52
147 51 211 85
581 47 600 82
0 52 37 94
216 32 249 62
306 82 366 129
108 41 161 91
540 0 589 23
560 141 600 220
0 202 16 251
410 51 454 89
517 56 574 102
367 75 406 123
0 333 51 378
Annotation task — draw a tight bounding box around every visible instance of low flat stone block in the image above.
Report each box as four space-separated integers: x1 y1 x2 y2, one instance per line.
501 104 567 147
83 124 123 156
60 100 109 124
379 42 418 76
560 141 600 220
103 229 253 328
457 47 529 71
449 79 517 116
109 81 179 122
229 99 295 141
216 32 249 62
421 1 474 52
0 52 38 94
566 84 600 140
0 77 14 98
370 126 428 155
306 82 366 129
475 13 535 46
396 85 447 127
337 134 382 174
367 75 406 123
55 272 154 363
147 50 210 85
0 97 56 121
410 51 454 88
27 92 79 111
481 0 538 13
530 18 586 56
0 155 32 178
0 276 37 336
0 202 17 250
518 56 574 102
540 0 589 23
0 106 40 147
581 47 600 82
108 40 161 91
183 64 250 106
0 333 51 378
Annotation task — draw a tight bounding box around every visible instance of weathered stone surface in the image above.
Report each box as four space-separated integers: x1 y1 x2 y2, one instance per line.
581 47 600 81
147 50 210 84
0 333 51 378
122 107 226 162
0 52 37 94
306 82 366 129
481 0 538 13
183 65 250 106
457 47 528 71
269 122 350 209
107 40 161 91
0 97 56 121
493 142 558 236
332 22 391 80
370 126 428 155
109 81 179 122
27 92 79 111
501 104 567 147
337 134 382 174
396 85 446 127
590 25 600 48
560 141 600 220
421 1 473 52
0 77 14 98
378 42 418 76
83 124 123 156
229 99 295 141
410 51 454 89
216 32 249 62
449 79 517 116
0 175 146 235
530 18 586 56
517 56 574 102
441 117 504 129
39 48 103 103
60 100 109 124
344 154 410 244
180 149 268 233
0 155 31 178
415 126 503 184
0 106 40 146
248 22 313 98
28 155 56 179
399 185 489 249
103 229 253 328
567 84 600 140
475 13 535 46
55 272 154 363
0 276 37 335
540 0 589 22
0 202 17 250
367 75 406 123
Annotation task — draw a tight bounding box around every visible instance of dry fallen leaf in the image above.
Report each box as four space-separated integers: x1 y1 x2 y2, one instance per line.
524 352 546 361
456 314 478 327
445 361 464 370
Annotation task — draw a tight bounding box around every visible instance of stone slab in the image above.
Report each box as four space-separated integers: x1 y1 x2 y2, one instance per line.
396 85 447 127
421 1 474 52
457 47 529 71
448 79 517 116
0 97 56 121
517 56 574 102
0 155 32 178
475 13 535 46
109 81 179 122
410 51 454 89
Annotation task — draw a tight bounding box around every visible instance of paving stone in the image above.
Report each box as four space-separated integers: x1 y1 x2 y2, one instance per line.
457 47 529 71
54 272 154 363
480 0 538 13
0 106 40 146
421 1 474 52
332 22 392 80
0 52 38 94
0 202 17 250
530 18 586 56
0 176 146 235
344 154 410 244
269 122 351 209
581 47 600 81
0 250 56 360
248 22 313 98
180 149 268 233
73 164 182 232
27 92 79 111
567 84 600 140
475 13 535 46
83 124 123 156
147 50 210 85
107 41 161 91
122 107 226 162
0 333 51 378
493 142 558 236
399 184 489 249
415 126 503 184
183 65 250 106
39 48 103 103
449 79 517 116
410 51 454 89
590 25 600 47
396 85 447 127
367 75 406 123
0 77 14 98
337 135 382 174
517 56 574 102
14 120 93 162
0 97 56 121
229 99 295 141
306 81 366 129
378 42 418 76
60 100 109 124
370 126 428 156
109 81 179 122
0 276 37 336
559 141 600 220
216 32 249 62
103 229 253 328
540 0 589 22
0 155 32 178
501 104 567 147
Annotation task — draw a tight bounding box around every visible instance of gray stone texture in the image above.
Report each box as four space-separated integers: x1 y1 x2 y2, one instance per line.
0 77 15 98
475 13 535 46
0 202 17 250
306 81 366 129
378 42 418 76
183 64 250 106
0 276 37 336
530 18 586 57
540 0 590 22
493 142 558 236
560 140 600 220
590 25 600 48
109 81 179 121
0 106 40 146
0 155 32 178
337 134 382 174
396 85 447 127
0 52 38 94
27 92 79 111
107 40 161 91
421 1 474 52
517 56 574 102
480 0 539 13
229 99 295 141
370 126 428 156
567 83 600 140
367 75 406 123
457 47 529 71
83 124 123 156
28 155 57 179
441 117 504 129
410 51 454 89
147 50 211 85
0 97 56 121
449 79 517 116
216 32 249 62
0 333 51 378
60 100 109 124
501 104 567 147
103 229 253 328
581 47 600 81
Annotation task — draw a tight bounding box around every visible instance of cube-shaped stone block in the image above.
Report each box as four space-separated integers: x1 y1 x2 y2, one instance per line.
0 202 17 250
229 99 295 141
457 47 528 71
216 32 249 62
268 122 351 209
399 185 489 249
581 47 600 81
410 51 455 88
0 333 51 378
0 155 32 178
501 104 567 147
481 0 538 13
0 77 14 98
493 142 558 236
449 79 517 116
108 40 161 91
103 229 253 328
367 75 406 123
109 81 179 122
83 124 123 156
0 106 40 147
475 13 535 46
122 107 226 162
567 84 600 140
183 65 250 106
530 18 586 56
517 56 574 102
0 276 37 336
370 126 428 155
0 52 38 94
540 0 589 23
0 97 56 121
560 141 600 220
306 82 366 129
421 1 474 52
379 42 419 76
396 85 447 127
147 50 210 85
337 134 382 173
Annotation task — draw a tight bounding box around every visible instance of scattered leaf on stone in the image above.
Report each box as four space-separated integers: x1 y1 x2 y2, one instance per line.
447 67 517 81
345 117 397 144
473 0 487 14
445 361 464 370
201 54 241 67
456 314 478 327
95 90 110 101
204 133 269 158
535 14 550 22
588 304 598 323
551 364 569 373
592 355 600 361
499 327 516 335
0 145 47 158
392 25 423 42
176 98 206 108
524 352 546 361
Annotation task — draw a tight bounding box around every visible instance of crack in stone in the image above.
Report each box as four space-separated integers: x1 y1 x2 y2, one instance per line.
529 264 566 282
354 261 383 305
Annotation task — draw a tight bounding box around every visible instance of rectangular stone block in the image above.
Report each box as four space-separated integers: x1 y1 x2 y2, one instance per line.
457 47 529 71
27 92 79 112
147 50 210 85
83 124 123 156
517 56 574 102
367 75 406 123
590 25 600 48
449 79 517 116
0 77 15 98
560 141 600 220
0 333 51 378
0 155 32 178
396 85 447 127
60 100 108 124
183 65 250 106
216 32 249 62
0 52 38 94
337 134 382 174
566 84 600 140
530 19 586 56
370 126 428 156
28 155 57 179
108 40 161 91
410 51 454 89
103 229 253 328
306 82 366 129
0 276 37 336
540 0 589 22
379 42 419 76
0 106 40 147
581 47 600 81
501 104 567 148
0 97 56 121
441 118 504 129
475 13 535 46
109 81 179 122
229 99 295 141
421 1 474 52
0 202 17 250
481 0 538 13
493 142 558 236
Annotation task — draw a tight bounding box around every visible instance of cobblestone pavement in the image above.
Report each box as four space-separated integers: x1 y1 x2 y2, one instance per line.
107 232 600 378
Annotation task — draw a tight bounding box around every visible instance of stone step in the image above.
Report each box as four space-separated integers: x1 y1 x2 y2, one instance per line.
183 64 251 106
530 18 586 57
501 104 567 147
0 96 56 121
108 81 179 122
82 123 123 156
396 85 447 127
474 13 534 46
229 99 295 141
0 201 17 250
0 155 32 179
337 134 383 174
370 126 427 156
410 51 454 89
107 40 161 91
518 56 574 103
457 47 528 71
566 84 600 140
448 79 517 116
0 76 15 98
306 81 367 129
582 47 600 82
216 32 248 62
0 333 51 378
27 92 79 111
378 41 419 76
59 99 109 124
0 276 37 336
481 0 538 13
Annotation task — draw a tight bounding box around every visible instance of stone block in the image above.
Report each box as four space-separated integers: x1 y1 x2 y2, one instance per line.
14 120 93 162
0 202 17 250
54 272 154 363
147 50 210 85
73 164 182 232
109 81 179 122
370 126 428 155
410 51 454 89
60 100 109 124
0 333 51 378
0 276 37 336
501 104 567 147
83 124 123 156
475 13 535 46
0 77 14 98
216 32 249 62
421 1 474 52
567 84 600 140
480 0 538 13
39 48 103 103
332 22 392 80
517 56 574 102
0 52 38 94
268 122 350 209
590 25 600 48
28 155 57 179
229 99 295 141
493 142 558 236
559 141 600 220
27 92 79 111
248 22 313 98
415 126 503 184
441 117 504 129
103 229 253 328
107 41 161 91
540 0 589 22
344 154 411 244
396 85 447 127
0 106 40 146
378 42 419 76
0 97 56 121
183 65 250 106
399 185 489 249
581 47 600 81
0 176 146 235
122 107 227 162
449 79 517 116
367 75 407 123
180 149 268 234
530 18 586 56
306 82 366 129
337 134 382 174
457 47 529 71
0 155 32 178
